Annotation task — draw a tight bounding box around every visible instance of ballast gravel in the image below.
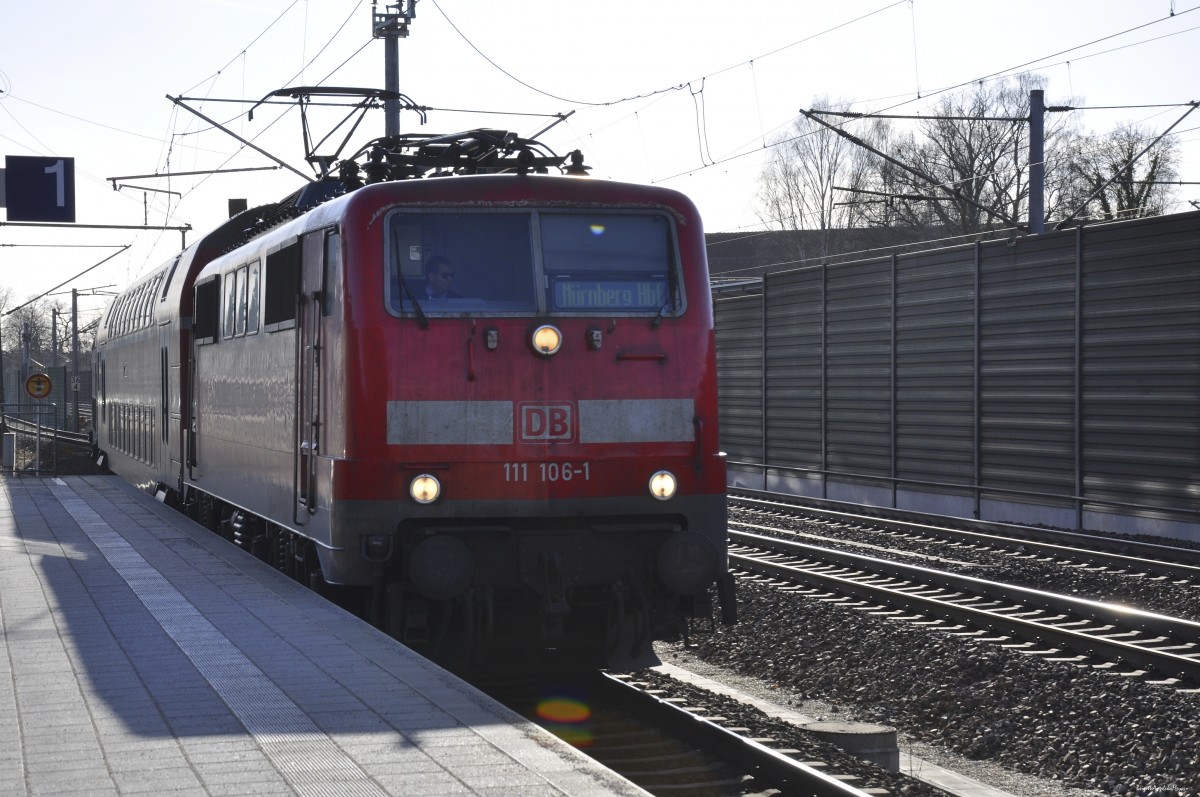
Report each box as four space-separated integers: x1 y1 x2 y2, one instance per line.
668 577 1199 797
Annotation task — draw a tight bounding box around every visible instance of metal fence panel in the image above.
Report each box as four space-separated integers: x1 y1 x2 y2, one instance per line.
713 288 765 463
1080 213 1200 513
895 245 978 491
764 268 823 469
715 210 1200 536
0 403 61 475
979 233 1080 504
824 258 894 478
2 365 92 432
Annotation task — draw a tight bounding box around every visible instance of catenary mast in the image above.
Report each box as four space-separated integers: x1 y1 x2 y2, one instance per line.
372 1 416 138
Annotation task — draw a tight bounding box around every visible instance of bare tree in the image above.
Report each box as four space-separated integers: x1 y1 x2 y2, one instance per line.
1064 122 1181 222
877 74 1084 237
754 76 1182 253
7 300 54 370
756 96 882 259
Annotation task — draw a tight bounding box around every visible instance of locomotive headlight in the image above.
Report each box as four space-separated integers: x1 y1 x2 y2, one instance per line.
410 474 441 504
649 470 678 501
531 324 563 356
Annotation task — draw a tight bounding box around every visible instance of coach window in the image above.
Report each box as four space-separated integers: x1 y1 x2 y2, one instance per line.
99 360 106 421
223 271 238 339
194 276 220 345
138 281 148 327
160 255 181 302
139 281 152 328
139 281 150 327
247 260 261 333
115 296 124 335
265 241 301 331
150 273 164 317
322 233 340 317
234 266 249 336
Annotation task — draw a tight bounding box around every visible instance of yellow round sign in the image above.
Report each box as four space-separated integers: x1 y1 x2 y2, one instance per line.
25 373 53 400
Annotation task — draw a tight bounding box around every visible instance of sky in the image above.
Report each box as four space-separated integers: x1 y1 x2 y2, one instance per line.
1 0 1198 329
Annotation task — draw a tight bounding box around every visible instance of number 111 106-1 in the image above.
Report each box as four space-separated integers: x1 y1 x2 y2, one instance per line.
503 462 591 482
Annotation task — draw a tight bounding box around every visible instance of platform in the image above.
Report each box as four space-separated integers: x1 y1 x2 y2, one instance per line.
0 475 647 797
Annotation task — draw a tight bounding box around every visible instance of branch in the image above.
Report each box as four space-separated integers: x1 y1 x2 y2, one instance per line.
1054 101 1198 229
800 109 1025 231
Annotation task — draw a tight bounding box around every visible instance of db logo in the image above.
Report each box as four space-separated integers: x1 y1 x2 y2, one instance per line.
519 402 576 443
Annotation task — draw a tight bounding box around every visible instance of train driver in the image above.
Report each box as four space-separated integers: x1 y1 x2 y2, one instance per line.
423 256 462 300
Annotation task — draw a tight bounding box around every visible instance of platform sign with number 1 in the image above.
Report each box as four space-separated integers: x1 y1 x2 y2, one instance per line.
2 156 76 223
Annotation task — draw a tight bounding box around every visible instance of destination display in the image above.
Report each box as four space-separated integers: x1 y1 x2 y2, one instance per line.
552 278 667 310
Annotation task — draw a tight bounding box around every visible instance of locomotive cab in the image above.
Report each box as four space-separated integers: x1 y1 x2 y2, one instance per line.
324 177 735 670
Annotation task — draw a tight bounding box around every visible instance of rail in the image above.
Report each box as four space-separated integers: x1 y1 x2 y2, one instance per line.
729 529 1200 685
477 671 900 796
730 488 1200 581
727 458 1200 529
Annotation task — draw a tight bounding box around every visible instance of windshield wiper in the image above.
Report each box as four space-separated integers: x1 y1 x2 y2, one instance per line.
652 300 672 328
388 234 427 326
399 277 429 329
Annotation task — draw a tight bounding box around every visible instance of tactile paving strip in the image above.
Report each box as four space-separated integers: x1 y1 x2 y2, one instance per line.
48 478 390 796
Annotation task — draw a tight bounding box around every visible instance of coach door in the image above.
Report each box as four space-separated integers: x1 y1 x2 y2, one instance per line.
294 231 325 523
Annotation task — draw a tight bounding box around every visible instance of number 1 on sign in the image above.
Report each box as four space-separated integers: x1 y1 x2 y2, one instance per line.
45 160 65 208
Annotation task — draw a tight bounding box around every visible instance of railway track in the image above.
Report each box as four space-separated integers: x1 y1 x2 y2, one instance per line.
729 489 1200 582
728 489 1200 627
697 492 1200 792
475 671 939 797
0 413 95 476
0 414 93 447
728 526 1200 687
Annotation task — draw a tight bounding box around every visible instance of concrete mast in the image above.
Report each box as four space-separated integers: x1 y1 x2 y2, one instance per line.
1029 89 1045 234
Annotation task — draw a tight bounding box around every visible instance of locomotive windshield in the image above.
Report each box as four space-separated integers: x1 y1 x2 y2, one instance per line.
385 210 683 317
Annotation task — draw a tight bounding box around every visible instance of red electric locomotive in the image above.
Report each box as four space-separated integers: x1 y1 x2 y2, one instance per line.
94 129 736 671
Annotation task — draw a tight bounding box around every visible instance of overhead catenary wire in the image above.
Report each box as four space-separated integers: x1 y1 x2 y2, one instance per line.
645 4 1200 215
180 0 305 95
426 0 907 108
2 247 132 317
4 0 1197 272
